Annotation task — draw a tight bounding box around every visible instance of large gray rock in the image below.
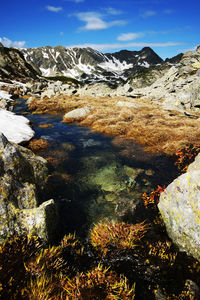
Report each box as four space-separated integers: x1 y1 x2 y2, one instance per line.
63 106 93 121
158 154 200 260
0 133 58 244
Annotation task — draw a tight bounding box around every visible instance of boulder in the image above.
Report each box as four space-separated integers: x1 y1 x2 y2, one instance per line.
0 133 57 244
0 109 34 143
63 106 92 121
158 154 200 261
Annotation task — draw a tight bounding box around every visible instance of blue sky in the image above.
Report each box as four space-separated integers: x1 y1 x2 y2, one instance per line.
0 0 199 59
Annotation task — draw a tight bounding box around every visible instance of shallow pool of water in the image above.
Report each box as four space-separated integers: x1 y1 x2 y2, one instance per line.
14 99 178 237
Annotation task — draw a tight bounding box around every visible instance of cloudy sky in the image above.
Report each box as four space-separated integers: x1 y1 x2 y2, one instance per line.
0 0 199 58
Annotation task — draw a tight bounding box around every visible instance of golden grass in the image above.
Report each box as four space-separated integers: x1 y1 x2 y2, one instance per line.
29 95 200 155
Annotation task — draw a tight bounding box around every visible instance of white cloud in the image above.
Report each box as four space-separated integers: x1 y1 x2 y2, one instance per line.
0 37 26 48
178 46 197 53
46 5 63 12
76 12 107 30
66 41 184 52
117 32 145 41
103 7 122 15
141 10 157 18
75 11 127 31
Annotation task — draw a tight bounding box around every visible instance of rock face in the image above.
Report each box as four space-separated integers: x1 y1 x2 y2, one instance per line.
0 109 34 143
158 153 200 261
21 46 163 84
0 44 41 81
0 133 58 244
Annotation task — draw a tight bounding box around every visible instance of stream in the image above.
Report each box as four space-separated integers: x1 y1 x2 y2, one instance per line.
14 99 179 238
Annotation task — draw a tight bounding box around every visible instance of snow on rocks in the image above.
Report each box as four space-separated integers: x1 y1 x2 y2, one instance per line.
0 90 12 100
0 109 34 143
0 90 14 109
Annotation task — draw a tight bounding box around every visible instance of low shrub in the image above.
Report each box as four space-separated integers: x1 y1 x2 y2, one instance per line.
174 144 200 173
142 185 166 209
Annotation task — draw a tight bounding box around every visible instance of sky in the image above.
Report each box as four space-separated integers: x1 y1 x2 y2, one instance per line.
0 0 199 59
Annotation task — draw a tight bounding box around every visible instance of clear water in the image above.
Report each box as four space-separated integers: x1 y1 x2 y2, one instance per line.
14 99 178 237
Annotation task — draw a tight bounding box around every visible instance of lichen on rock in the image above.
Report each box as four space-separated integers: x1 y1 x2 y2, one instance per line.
158 153 200 261
0 133 57 244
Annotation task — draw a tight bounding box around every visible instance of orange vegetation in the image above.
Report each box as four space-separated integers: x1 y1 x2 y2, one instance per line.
28 138 50 152
29 95 200 154
38 123 53 128
90 221 148 255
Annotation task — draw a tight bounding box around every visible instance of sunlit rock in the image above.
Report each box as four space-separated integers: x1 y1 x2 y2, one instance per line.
63 106 93 122
158 154 200 261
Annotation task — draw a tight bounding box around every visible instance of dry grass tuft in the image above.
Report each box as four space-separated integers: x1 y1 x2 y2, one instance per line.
90 221 148 255
64 264 135 299
29 95 200 154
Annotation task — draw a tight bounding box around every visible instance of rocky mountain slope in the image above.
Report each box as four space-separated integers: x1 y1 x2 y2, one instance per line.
0 43 41 82
21 46 166 84
123 46 200 114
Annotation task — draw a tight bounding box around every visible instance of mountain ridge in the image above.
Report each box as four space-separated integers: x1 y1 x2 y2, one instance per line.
0 43 183 85
20 46 166 84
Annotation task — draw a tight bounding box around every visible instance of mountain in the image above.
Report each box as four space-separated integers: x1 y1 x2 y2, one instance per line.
106 47 163 67
165 53 184 64
0 43 41 82
21 46 164 84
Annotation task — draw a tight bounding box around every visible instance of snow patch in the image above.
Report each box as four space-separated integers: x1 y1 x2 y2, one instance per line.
0 109 34 143
139 61 150 68
42 51 49 59
40 68 51 76
99 57 133 72
0 90 12 100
